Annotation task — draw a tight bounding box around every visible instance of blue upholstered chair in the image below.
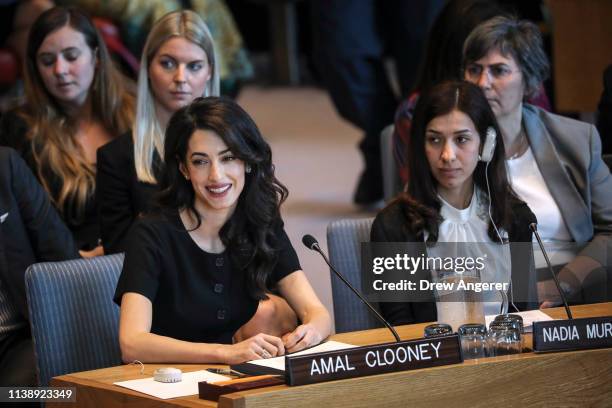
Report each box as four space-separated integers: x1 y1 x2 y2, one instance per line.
327 218 382 333
25 254 124 385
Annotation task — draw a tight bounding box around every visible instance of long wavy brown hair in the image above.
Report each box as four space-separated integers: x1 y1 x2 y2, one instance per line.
21 6 134 221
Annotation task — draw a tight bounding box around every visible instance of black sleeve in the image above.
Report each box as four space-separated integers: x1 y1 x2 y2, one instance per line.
370 208 417 326
97 138 135 254
271 226 301 283
10 149 78 262
370 213 390 242
113 220 163 305
1 148 78 318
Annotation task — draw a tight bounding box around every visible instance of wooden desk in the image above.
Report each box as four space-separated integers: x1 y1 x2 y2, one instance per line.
50 303 612 407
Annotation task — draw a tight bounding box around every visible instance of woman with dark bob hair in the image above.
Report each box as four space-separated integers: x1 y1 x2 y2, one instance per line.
371 81 538 326
114 97 331 363
463 16 612 307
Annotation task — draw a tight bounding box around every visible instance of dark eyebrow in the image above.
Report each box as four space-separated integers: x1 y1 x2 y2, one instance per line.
470 62 510 69
426 129 472 136
489 63 510 68
190 148 231 158
38 46 80 56
159 54 204 64
190 152 209 159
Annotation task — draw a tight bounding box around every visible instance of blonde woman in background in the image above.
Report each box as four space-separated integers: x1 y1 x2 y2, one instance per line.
97 9 220 254
0 6 135 256
57 0 252 94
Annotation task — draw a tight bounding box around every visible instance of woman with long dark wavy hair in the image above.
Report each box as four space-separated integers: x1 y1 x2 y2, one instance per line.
114 97 331 363
371 81 538 326
0 6 135 255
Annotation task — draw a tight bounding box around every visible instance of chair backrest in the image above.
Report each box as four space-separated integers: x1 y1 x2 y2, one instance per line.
327 218 382 333
25 254 124 385
380 124 402 202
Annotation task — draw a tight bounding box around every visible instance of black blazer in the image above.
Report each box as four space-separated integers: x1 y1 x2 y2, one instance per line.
0 147 79 320
96 131 161 254
370 197 539 326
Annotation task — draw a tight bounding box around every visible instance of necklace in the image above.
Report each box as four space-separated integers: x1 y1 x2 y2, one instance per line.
508 128 527 160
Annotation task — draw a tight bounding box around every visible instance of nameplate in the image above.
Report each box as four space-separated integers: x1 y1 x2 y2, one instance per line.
532 316 612 353
285 335 462 386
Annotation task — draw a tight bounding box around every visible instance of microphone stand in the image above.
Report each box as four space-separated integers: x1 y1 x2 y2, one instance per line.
530 224 573 319
307 240 401 342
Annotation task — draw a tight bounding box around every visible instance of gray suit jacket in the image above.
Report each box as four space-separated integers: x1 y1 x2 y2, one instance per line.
523 105 612 268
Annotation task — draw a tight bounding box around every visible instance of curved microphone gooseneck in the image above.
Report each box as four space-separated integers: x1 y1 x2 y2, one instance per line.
302 234 401 342
529 223 573 319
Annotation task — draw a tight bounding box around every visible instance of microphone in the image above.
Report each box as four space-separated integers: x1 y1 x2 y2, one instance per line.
529 223 573 319
301 234 319 251
301 234 401 342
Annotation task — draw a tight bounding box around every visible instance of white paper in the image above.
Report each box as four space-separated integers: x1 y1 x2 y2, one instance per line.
485 309 555 333
245 340 357 372
114 369 230 400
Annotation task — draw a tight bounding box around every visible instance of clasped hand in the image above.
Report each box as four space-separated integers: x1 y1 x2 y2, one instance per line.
226 323 322 364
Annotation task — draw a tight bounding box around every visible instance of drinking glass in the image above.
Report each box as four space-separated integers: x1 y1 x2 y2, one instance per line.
432 268 485 331
424 323 453 338
493 314 524 333
488 326 521 356
458 323 487 360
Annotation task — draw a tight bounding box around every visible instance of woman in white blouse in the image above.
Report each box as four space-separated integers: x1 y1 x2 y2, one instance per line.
463 17 612 306
371 81 538 325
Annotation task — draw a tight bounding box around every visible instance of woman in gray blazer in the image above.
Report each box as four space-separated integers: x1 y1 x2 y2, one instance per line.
463 16 612 306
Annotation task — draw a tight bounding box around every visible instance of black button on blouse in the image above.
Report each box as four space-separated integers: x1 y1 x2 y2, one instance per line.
114 210 301 345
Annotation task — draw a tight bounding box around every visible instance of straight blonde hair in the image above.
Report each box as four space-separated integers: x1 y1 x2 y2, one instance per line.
134 10 220 183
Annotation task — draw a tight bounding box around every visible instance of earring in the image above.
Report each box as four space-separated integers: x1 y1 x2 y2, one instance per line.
246 164 252 174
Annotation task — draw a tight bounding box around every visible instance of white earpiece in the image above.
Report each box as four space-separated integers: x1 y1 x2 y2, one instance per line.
479 127 497 163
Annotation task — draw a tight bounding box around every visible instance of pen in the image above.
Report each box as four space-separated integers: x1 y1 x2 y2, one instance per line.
206 368 249 378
